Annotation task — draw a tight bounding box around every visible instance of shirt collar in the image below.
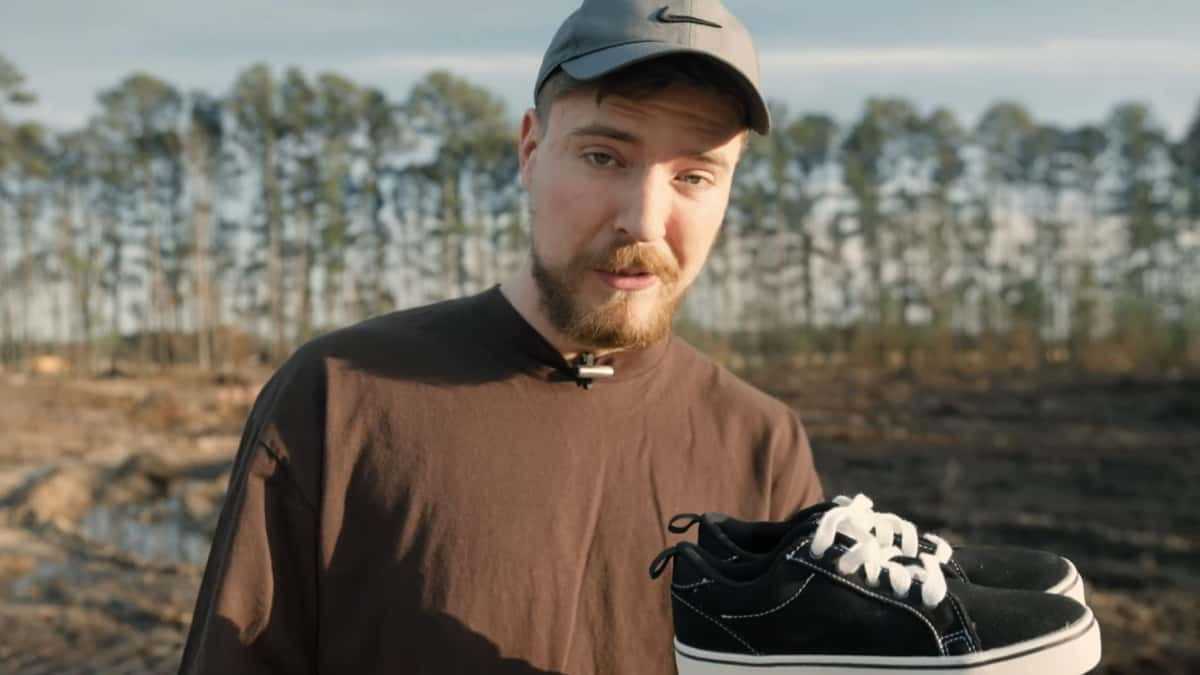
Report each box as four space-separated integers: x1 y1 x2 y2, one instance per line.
473 285 672 386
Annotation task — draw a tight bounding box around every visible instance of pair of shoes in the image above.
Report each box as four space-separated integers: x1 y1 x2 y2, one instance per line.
650 494 1102 674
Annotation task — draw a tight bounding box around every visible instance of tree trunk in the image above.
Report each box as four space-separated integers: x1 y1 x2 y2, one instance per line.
442 172 459 300
107 216 123 374
54 184 75 351
0 200 13 367
17 187 35 363
189 140 215 371
297 205 314 340
263 139 286 362
142 163 168 368
77 209 97 375
801 233 814 330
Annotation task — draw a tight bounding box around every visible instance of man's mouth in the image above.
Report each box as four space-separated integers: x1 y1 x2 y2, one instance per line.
594 268 661 291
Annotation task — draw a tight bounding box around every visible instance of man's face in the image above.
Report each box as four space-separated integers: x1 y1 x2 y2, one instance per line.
518 82 745 350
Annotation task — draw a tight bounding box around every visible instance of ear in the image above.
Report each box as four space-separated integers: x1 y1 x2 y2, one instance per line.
518 108 540 192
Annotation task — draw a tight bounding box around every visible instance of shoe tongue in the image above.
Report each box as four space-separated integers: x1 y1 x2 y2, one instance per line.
765 501 837 555
788 500 835 526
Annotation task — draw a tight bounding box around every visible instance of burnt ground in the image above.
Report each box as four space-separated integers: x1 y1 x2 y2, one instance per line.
0 367 1196 674
773 368 1200 675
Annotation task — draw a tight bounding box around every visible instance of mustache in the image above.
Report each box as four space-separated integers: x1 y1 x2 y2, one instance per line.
586 243 681 282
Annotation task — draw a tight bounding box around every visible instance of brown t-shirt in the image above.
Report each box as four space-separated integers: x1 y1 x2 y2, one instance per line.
178 286 823 675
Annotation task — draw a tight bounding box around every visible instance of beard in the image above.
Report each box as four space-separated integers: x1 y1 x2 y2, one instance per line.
531 238 685 351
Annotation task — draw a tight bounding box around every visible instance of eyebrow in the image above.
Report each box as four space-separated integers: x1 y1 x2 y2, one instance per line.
567 123 731 171
567 123 640 144
685 149 731 172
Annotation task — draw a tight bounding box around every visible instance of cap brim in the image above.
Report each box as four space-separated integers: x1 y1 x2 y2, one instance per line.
558 41 770 135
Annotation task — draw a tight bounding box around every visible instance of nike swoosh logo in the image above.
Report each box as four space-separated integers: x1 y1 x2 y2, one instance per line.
654 6 723 29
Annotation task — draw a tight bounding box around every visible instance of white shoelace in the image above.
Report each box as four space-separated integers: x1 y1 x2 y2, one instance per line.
810 494 948 608
831 494 954 563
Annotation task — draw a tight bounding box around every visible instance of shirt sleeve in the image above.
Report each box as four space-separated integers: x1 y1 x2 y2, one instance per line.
767 410 824 520
178 358 324 675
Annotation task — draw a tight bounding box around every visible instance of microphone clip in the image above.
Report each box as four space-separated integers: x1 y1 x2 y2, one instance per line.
572 352 614 390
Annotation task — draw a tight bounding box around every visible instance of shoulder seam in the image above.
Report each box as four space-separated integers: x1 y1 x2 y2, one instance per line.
256 438 319 512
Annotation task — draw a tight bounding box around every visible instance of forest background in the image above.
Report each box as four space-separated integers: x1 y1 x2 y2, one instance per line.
2 51 1199 373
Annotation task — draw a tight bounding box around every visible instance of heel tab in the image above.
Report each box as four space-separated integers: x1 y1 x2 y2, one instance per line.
668 512 702 534
649 544 680 579
651 542 714 580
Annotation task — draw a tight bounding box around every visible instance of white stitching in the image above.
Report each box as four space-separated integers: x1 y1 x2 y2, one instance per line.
940 629 970 651
946 595 977 653
721 573 816 620
672 578 713 590
671 591 759 655
784 538 813 560
950 558 969 583
785 550 945 656
941 635 971 650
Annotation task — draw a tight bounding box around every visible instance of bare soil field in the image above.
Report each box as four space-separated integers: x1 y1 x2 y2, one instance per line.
0 367 1196 674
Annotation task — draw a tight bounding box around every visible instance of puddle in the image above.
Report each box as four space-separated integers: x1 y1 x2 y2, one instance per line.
79 497 211 565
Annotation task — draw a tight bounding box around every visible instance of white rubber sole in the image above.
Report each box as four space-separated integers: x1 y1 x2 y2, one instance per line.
674 608 1101 674
1047 558 1087 606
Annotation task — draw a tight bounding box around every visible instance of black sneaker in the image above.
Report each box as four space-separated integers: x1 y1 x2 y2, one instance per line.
670 494 1086 605
650 499 1102 674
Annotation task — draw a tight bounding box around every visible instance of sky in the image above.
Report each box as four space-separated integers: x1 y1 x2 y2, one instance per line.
3 0 1200 137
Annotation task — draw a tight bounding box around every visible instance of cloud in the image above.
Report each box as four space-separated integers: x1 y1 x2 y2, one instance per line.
348 38 1200 78
11 37 1199 136
350 53 542 76
760 39 1200 72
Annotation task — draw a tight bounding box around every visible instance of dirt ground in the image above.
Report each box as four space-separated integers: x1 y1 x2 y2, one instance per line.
0 366 1196 674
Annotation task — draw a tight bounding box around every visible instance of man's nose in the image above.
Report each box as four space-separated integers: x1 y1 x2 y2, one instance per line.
614 172 670 243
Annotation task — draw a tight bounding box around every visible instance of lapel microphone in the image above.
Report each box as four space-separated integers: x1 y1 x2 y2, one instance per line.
572 352 614 390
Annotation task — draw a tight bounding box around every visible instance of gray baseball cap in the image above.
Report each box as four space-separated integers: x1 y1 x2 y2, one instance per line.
535 0 771 135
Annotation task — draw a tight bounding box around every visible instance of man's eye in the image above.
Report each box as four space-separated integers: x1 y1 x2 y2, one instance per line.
680 174 708 186
584 152 616 167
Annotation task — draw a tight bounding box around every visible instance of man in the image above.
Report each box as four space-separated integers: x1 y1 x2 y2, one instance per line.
178 1 822 673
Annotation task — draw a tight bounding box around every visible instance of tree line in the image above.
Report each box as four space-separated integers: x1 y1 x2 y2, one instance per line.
1 52 1197 374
